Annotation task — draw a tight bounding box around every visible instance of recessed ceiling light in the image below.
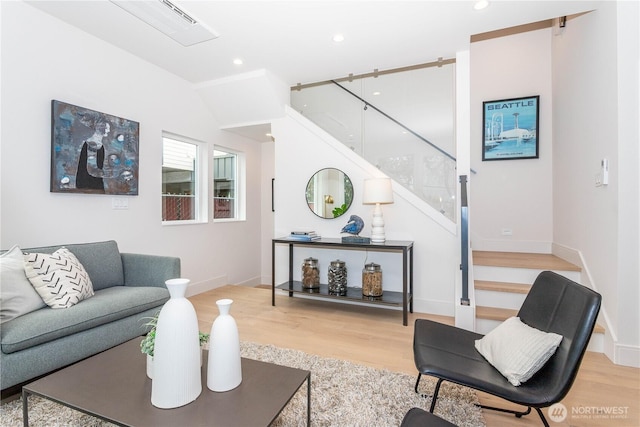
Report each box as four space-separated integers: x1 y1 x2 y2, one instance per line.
233 58 243 65
332 34 345 43
373 91 381 96
473 0 489 10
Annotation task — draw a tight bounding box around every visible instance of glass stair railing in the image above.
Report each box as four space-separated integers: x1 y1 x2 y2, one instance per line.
290 61 458 222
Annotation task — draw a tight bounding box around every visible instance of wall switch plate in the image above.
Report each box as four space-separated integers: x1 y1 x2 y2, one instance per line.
112 198 129 210
595 172 603 187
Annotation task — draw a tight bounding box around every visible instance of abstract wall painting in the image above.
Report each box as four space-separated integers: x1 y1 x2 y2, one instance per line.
482 95 539 161
51 100 139 195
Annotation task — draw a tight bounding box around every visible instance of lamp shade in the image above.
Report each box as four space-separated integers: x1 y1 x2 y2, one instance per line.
363 178 394 205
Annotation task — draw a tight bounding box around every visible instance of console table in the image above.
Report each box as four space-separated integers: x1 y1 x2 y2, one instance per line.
272 237 414 325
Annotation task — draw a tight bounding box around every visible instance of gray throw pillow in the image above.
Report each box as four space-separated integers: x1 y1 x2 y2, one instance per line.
0 245 46 323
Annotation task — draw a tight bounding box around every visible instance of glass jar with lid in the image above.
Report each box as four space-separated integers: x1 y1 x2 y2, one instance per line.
301 257 320 289
362 262 383 297
328 259 347 296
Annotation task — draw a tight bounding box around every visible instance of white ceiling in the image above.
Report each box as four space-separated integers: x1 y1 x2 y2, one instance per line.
27 0 601 86
25 1 601 142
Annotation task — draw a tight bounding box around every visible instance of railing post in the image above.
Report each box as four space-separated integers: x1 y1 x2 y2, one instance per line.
460 175 470 306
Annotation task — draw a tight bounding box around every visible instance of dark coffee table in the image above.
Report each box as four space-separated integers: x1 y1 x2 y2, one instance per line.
22 338 310 426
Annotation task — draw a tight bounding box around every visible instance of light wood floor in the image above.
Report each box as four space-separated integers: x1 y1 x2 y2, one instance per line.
189 285 640 427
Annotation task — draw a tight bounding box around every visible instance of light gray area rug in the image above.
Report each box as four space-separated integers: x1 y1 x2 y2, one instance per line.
1 342 485 426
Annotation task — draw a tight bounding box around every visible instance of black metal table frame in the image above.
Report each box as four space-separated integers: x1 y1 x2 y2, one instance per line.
272 237 414 325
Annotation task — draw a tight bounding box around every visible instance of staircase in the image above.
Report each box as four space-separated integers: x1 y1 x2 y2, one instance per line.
473 251 605 352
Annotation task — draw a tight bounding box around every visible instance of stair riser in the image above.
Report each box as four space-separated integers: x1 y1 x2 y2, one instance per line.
476 318 604 352
476 290 527 311
476 318 505 335
473 265 581 284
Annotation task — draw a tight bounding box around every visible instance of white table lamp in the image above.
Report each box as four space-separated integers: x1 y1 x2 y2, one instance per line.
363 178 394 243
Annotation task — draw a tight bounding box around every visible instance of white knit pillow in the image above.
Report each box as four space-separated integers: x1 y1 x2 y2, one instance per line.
24 247 94 308
475 316 563 386
0 245 46 323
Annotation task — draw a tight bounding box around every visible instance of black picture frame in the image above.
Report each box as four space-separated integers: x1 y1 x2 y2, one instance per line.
482 95 539 161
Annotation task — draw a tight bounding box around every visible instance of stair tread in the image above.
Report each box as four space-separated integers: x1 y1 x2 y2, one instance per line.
476 305 605 334
475 280 531 294
476 306 518 320
473 251 581 272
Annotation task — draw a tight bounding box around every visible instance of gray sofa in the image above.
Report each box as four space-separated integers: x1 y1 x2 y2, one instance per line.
0 240 178 392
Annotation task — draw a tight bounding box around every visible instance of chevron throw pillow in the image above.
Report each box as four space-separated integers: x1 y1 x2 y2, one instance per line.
24 247 94 308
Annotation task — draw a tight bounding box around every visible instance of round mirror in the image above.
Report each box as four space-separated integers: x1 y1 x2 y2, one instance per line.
305 168 353 219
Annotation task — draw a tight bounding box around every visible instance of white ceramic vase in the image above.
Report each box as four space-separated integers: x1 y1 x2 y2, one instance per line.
207 298 242 392
151 278 202 408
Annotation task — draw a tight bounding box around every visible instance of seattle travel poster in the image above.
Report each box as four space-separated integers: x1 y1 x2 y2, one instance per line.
482 95 539 161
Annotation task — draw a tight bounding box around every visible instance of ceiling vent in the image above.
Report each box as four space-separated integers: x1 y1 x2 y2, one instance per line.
110 0 219 47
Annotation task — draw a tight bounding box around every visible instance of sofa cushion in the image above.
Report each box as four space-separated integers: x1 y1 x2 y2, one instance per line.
23 241 124 291
0 245 46 324
1 286 170 354
24 248 95 309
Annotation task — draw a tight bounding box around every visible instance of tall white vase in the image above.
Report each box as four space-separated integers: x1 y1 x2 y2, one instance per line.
207 299 242 392
151 278 202 408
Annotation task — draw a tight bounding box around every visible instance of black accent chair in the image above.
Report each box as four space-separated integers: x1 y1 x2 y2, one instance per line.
400 407 456 427
413 271 601 427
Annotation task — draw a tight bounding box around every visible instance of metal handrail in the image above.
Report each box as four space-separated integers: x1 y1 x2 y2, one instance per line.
330 80 476 174
331 80 457 162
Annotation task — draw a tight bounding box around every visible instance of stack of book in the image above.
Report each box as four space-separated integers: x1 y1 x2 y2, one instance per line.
286 231 321 241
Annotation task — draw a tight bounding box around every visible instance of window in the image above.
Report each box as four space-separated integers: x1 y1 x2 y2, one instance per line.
213 148 244 220
162 135 206 223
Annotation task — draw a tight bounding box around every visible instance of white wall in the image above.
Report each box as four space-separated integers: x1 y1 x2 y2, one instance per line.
552 3 639 366
272 107 459 316
0 2 263 292
615 1 640 366
470 28 554 253
260 141 275 283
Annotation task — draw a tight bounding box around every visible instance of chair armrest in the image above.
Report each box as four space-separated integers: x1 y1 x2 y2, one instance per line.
121 253 181 288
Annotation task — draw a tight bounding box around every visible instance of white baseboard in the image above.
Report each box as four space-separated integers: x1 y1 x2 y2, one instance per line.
615 343 640 368
551 243 583 267
185 275 228 297
551 243 638 366
235 276 262 287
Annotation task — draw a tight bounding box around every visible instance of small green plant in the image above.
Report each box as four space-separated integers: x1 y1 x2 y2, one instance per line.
199 332 210 347
332 203 348 218
140 312 209 357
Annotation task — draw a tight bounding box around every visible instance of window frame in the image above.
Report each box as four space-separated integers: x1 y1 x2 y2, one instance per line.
213 146 245 222
161 132 209 225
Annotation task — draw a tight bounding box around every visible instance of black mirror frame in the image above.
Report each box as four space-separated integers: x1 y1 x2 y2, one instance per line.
305 168 354 219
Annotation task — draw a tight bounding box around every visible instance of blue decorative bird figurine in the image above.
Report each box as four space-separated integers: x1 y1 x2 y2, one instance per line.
341 215 365 236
